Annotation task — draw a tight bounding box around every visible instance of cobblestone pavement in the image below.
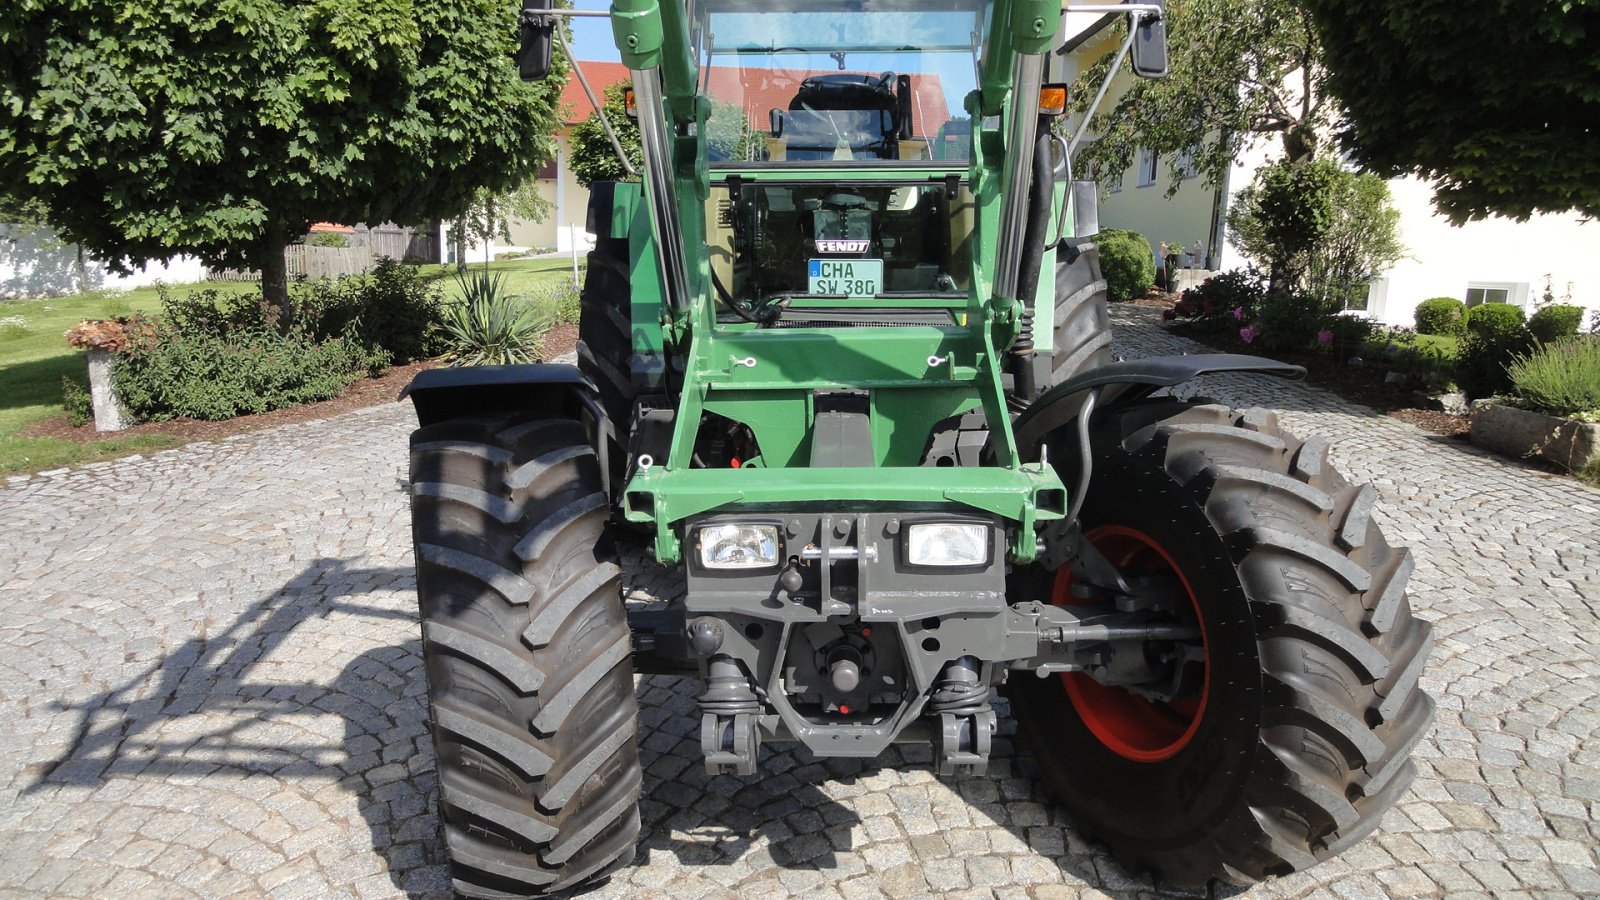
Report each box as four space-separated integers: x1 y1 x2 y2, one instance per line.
2 307 1597 899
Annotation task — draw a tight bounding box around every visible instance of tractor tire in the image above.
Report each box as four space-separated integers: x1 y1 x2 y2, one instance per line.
577 234 638 434
1049 237 1114 387
1010 401 1434 889
409 412 641 898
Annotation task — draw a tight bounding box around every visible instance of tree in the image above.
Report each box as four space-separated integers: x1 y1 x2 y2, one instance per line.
1069 0 1331 192
0 0 565 316
569 82 761 187
1227 156 1403 306
569 83 643 188
1301 0 1600 223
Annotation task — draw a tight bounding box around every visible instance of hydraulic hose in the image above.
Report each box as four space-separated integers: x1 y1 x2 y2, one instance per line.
1011 129 1055 401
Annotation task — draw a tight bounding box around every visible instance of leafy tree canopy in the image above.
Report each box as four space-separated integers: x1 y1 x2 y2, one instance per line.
568 82 643 188
0 0 565 310
1227 156 1404 307
1069 0 1330 194
1302 0 1600 223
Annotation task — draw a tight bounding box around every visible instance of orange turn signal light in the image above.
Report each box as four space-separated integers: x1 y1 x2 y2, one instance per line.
623 87 638 119
1038 84 1067 116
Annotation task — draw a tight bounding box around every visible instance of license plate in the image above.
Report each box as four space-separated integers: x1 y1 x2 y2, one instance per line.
807 258 882 296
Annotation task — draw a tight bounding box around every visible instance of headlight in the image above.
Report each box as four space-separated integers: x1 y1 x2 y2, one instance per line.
905 523 990 567
697 523 781 570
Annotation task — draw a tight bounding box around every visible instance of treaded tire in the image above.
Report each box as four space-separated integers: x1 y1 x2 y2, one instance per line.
1049 237 1114 387
1010 401 1434 888
409 413 641 898
577 234 637 435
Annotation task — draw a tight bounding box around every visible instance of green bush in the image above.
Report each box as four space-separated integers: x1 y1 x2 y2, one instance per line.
162 287 278 336
1166 268 1267 332
1464 302 1525 338
113 322 385 421
1457 304 1534 398
540 281 582 326
1095 229 1156 302
440 271 550 366
309 231 350 248
1528 304 1585 343
1249 292 1326 351
1508 337 1600 417
1414 296 1465 335
1326 312 1379 346
293 259 446 363
61 376 91 427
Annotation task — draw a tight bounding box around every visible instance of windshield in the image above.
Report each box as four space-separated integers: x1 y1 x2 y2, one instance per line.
692 0 981 165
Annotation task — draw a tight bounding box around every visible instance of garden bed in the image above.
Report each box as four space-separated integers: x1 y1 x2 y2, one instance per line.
1150 300 1470 438
22 325 578 449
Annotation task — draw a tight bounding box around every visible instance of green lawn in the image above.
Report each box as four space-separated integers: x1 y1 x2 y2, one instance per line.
0 256 585 477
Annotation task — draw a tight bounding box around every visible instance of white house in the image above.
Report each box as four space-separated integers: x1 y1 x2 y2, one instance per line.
1063 4 1599 331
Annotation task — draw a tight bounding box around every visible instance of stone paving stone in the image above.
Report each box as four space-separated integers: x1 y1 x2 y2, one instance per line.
1 306 1597 897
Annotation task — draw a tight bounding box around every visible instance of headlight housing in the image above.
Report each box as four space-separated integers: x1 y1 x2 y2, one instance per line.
697 523 782 570
905 522 990 567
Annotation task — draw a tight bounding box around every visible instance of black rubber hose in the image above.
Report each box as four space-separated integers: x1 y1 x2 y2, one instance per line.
1011 129 1055 401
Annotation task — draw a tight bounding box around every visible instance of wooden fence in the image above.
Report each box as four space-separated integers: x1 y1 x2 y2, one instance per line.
205 222 441 282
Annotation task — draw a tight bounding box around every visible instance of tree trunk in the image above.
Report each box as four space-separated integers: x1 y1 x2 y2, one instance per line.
257 226 291 328
453 216 468 273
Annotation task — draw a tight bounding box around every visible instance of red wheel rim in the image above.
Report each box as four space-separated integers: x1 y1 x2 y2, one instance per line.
1051 525 1210 762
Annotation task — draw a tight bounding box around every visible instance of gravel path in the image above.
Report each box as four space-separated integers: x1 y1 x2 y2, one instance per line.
1 306 1596 899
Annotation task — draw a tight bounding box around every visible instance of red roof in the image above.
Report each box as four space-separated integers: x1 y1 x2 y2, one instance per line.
559 61 632 123
559 61 953 137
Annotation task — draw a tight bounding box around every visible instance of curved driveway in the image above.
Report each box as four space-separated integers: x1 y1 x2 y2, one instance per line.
1 306 1596 898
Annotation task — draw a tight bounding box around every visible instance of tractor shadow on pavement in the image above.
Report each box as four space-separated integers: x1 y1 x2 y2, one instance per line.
25 556 456 896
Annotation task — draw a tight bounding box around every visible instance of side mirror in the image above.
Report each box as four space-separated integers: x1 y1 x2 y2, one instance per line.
1129 1 1168 79
517 0 555 81
769 108 785 137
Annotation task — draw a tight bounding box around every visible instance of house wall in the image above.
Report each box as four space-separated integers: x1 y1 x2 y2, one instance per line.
1360 177 1598 328
504 133 597 255
1056 23 1221 275
1 224 206 299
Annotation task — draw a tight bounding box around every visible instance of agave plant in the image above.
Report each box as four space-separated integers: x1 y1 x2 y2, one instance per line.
440 270 550 366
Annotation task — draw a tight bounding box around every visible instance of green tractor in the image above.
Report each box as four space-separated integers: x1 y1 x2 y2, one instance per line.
401 0 1435 895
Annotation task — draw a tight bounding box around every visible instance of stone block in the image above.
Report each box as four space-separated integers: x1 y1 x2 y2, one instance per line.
1469 403 1600 471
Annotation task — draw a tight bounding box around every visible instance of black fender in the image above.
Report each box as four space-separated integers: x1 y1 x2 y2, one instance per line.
401 363 616 496
1013 353 1304 458
400 363 601 426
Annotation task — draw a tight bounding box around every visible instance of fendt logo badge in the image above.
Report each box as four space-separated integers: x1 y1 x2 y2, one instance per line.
816 239 870 253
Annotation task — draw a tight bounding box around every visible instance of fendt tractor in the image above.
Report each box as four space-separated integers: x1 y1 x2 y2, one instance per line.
399 0 1436 895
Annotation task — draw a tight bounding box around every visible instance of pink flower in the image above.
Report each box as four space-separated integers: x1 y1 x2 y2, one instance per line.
1231 306 1245 321
1317 328 1334 345
1239 325 1257 344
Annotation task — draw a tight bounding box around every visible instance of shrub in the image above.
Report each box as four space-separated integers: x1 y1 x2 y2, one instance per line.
309 231 350 248
1415 296 1465 335
113 322 385 421
293 259 446 363
1095 228 1156 302
539 281 582 326
1252 292 1326 351
1528 304 1585 343
1508 337 1600 417
440 271 550 366
1457 304 1534 398
1464 301 1525 338
61 376 91 427
1325 312 1379 346
1167 268 1267 325
162 287 277 336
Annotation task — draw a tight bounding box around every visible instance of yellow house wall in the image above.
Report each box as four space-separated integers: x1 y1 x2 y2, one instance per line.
505 133 597 252
1055 27 1219 270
